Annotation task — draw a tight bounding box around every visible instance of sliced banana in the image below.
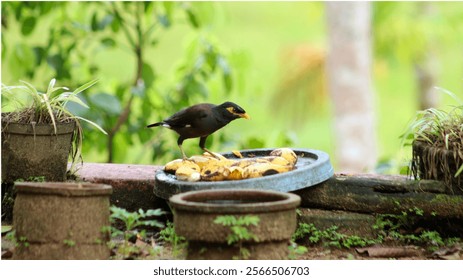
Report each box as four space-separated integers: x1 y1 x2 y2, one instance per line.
244 163 294 179
226 166 246 180
164 148 298 182
175 166 201 182
188 155 219 169
201 166 230 181
269 148 298 166
232 150 244 158
165 159 200 174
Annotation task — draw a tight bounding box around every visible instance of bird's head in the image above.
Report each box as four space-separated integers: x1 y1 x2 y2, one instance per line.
219 101 250 120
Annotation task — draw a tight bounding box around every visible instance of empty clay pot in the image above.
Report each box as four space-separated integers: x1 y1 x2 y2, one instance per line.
13 182 112 260
169 189 301 260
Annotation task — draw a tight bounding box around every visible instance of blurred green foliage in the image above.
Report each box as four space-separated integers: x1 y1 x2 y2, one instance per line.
2 2 463 170
2 2 240 164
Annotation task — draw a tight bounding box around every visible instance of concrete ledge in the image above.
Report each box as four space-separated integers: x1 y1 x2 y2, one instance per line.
75 163 168 212
1 163 460 237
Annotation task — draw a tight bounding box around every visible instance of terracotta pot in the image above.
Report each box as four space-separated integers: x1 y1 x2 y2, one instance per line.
169 189 300 260
412 140 463 195
1 116 76 182
13 182 112 260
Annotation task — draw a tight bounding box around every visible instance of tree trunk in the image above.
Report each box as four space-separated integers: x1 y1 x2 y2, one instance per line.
415 58 439 110
325 2 377 172
415 2 439 110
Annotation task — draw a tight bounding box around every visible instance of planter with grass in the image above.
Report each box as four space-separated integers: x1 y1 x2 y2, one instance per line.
169 189 301 260
1 79 106 182
403 89 463 195
13 182 112 260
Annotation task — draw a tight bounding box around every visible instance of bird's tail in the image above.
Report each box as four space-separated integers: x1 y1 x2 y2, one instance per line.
147 122 164 128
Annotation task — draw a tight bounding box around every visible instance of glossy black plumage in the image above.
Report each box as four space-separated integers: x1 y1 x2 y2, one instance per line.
147 101 250 159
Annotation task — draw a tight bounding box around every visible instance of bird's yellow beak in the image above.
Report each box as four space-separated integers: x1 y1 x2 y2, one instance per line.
240 113 251 120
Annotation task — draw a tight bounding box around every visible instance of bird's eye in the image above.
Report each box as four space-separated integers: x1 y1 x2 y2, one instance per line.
226 105 245 115
233 106 245 114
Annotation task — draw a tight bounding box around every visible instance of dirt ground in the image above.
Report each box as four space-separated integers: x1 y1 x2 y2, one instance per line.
2 227 461 260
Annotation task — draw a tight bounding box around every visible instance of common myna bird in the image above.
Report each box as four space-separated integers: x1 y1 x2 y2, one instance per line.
147 101 250 159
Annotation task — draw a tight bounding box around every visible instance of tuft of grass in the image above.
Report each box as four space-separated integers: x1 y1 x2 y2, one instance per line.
401 88 463 191
1 78 107 175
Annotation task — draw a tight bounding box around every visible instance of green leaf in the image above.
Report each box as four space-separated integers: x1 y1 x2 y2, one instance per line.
163 1 174 22
142 220 164 228
74 116 107 135
14 43 35 70
19 80 41 106
32 47 46 66
110 16 121 32
46 53 65 73
98 14 114 30
90 93 122 116
65 98 89 117
145 209 164 216
91 12 99 31
186 8 200 28
101 38 116 47
41 94 58 134
435 87 463 106
57 93 89 108
142 63 156 89
72 79 99 95
157 14 171 28
185 78 208 98
455 164 463 178
47 78 56 96
21 16 36 36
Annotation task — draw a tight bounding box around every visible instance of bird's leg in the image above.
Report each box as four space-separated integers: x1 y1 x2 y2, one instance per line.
199 136 221 159
178 137 188 160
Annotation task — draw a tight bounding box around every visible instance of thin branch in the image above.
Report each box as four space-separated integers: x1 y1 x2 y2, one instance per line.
110 2 136 51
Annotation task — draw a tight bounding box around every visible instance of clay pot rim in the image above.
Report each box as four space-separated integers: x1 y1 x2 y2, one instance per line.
169 189 301 214
14 182 113 196
1 119 76 135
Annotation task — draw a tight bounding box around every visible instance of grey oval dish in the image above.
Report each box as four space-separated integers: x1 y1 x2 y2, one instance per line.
154 148 334 199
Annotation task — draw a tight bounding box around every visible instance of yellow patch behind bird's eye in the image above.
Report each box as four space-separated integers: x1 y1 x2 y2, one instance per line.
226 107 236 114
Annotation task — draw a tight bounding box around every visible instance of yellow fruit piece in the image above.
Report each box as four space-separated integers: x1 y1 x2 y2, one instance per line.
256 155 292 167
244 163 294 179
232 150 244 158
166 148 297 182
175 166 201 182
226 166 245 180
164 159 200 174
188 155 219 169
269 148 298 166
231 158 266 169
201 166 230 181
164 159 184 174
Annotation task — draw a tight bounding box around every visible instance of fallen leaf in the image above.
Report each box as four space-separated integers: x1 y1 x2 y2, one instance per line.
432 245 462 260
2 250 13 259
1 226 12 235
438 252 461 260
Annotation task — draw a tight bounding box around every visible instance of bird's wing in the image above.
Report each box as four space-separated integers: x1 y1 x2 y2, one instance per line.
165 106 209 128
